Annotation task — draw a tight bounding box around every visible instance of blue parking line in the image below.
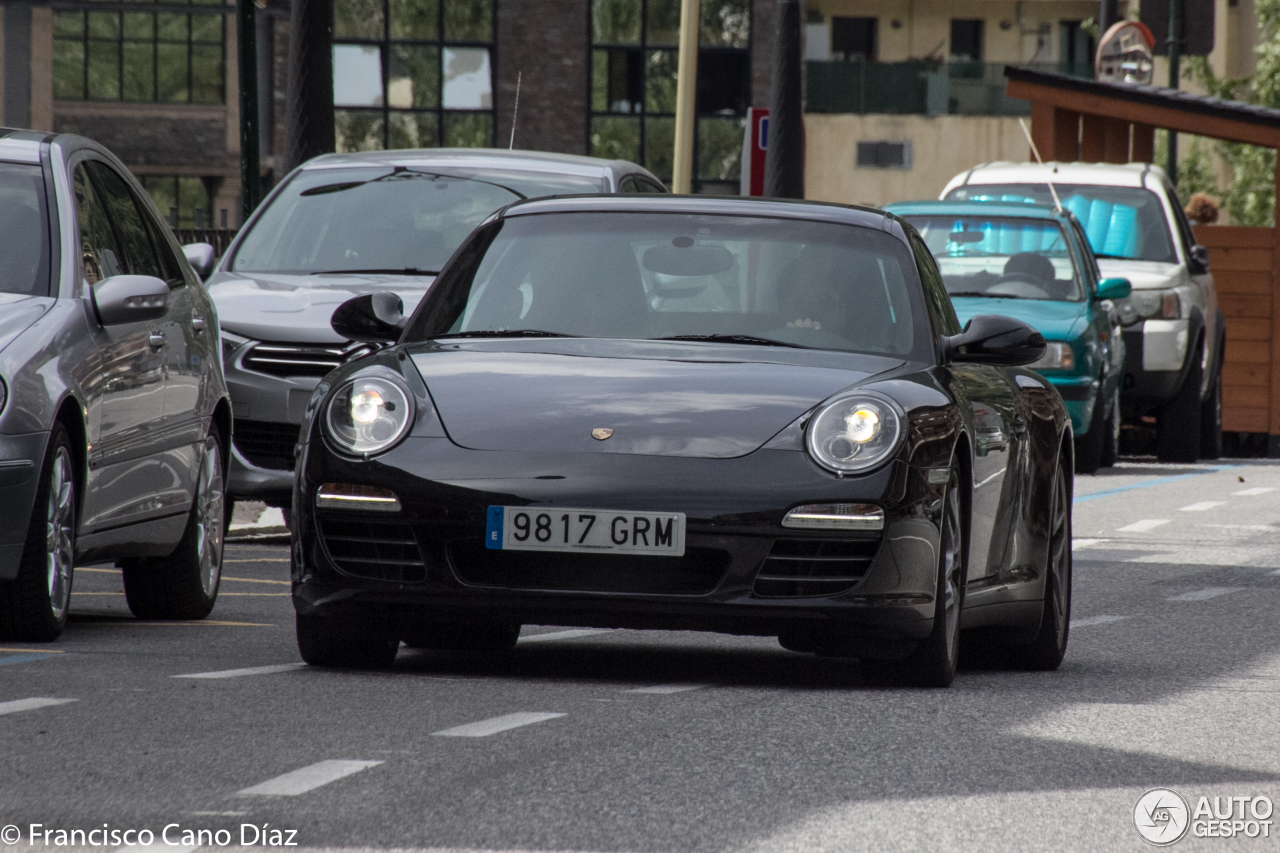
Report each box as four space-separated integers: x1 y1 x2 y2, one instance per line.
0 653 63 667
1074 465 1242 504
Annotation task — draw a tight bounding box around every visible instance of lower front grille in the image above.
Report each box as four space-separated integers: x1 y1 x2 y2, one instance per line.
317 512 427 582
447 541 729 595
233 419 300 470
753 537 881 598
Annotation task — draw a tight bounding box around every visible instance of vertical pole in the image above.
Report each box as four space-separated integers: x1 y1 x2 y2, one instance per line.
1166 0 1182 185
1098 0 1119 39
764 0 804 198
672 0 700 194
237 0 260 224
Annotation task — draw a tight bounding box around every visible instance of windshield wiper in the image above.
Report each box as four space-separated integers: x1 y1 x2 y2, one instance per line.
1092 252 1131 260
434 329 578 339
947 291 1011 298
299 166 528 199
311 268 438 276
657 334 806 348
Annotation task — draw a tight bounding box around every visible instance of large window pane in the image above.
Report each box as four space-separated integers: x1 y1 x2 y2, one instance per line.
191 43 223 103
646 0 680 46
697 116 743 181
87 40 121 100
157 42 190 101
695 49 749 114
123 12 153 39
600 47 642 113
700 0 750 48
54 12 84 38
388 111 439 148
87 11 119 39
442 111 491 147
53 41 86 99
390 0 438 39
442 47 491 109
645 49 677 113
333 45 384 106
336 110 386 151
593 0 640 44
191 13 222 43
644 116 674 180
334 0 384 39
122 41 156 101
591 50 610 112
389 44 439 108
444 0 491 41
157 13 187 41
590 115 640 161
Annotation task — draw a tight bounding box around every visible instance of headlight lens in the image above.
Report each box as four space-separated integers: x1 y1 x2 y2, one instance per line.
806 392 904 475
325 374 413 456
221 331 250 365
1114 289 1181 325
1026 341 1075 371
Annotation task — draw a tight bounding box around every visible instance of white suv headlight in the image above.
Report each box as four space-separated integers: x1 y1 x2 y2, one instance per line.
806 392 904 475
1115 289 1181 325
324 374 414 456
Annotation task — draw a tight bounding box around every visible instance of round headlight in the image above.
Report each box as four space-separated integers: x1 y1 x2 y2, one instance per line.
325 374 413 456
806 392 904 475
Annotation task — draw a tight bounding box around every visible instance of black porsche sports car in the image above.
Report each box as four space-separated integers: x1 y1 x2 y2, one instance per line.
291 195 1073 687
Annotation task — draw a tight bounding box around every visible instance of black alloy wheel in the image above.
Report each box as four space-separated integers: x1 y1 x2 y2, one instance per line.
863 466 964 688
1156 339 1204 463
1099 385 1121 468
296 613 400 668
1013 455 1072 671
0 425 77 642
1073 386 1107 475
403 621 521 652
1199 361 1223 460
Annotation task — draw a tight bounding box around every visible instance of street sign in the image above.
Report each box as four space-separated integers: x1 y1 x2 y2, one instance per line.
740 108 769 196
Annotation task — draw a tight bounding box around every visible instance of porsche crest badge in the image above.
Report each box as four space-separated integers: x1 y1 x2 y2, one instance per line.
591 428 614 441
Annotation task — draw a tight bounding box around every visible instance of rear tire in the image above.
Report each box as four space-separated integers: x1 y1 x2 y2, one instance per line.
296 613 399 668
1009 456 1072 671
1156 340 1204 463
122 427 226 620
1199 364 1223 460
403 621 520 652
0 426 76 642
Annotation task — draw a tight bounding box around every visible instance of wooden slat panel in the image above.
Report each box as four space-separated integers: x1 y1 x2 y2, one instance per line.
1226 317 1272 340
1224 362 1270 386
1220 293 1272 317
1104 118 1129 163
1215 272 1273 295
1194 226 1275 249
1227 340 1272 363
1269 157 1280 436
1052 107 1079 161
1132 123 1155 162
1226 385 1272 408
1209 248 1273 272
1224 407 1269 433
1081 114 1105 161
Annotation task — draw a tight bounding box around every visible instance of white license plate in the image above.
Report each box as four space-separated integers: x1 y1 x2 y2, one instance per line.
485 506 686 556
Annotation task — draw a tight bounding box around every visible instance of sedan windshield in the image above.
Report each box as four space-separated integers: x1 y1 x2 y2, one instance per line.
0 162 51 296
407 212 919 356
906 215 1084 302
230 167 608 275
945 183 1176 263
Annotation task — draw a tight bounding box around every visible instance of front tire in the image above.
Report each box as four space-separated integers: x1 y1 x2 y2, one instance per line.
1156 340 1204 463
296 613 399 668
1073 387 1106 475
122 427 226 620
1011 456 1072 671
1199 364 1223 460
0 426 76 642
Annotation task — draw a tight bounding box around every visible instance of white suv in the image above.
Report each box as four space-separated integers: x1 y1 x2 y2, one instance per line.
941 162 1224 462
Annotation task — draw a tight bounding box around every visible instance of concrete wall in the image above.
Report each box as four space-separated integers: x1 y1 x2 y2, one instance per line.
804 112 1029 206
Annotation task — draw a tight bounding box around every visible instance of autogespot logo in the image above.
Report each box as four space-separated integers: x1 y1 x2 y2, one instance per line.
1135 788 1192 845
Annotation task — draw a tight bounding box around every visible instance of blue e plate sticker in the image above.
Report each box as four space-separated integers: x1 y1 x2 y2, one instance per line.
485 506 504 549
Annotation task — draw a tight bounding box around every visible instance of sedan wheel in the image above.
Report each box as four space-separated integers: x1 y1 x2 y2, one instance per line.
1013 456 1072 670
0 426 76 641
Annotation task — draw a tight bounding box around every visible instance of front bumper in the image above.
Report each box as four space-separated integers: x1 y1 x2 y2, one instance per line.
1121 318 1192 413
292 436 948 649
224 357 320 503
0 432 48 582
1044 376 1097 436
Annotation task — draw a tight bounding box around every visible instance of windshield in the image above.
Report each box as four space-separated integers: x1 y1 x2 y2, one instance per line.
945 183 1176 263
230 166 608 275
0 162 51 296
905 215 1083 302
407 212 920 357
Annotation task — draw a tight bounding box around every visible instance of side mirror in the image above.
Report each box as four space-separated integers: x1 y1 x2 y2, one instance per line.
1096 277 1131 300
331 292 407 343
183 243 216 279
1188 244 1211 275
92 275 170 326
945 314 1046 366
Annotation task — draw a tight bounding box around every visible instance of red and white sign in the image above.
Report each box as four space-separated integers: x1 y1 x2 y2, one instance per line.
740 107 768 196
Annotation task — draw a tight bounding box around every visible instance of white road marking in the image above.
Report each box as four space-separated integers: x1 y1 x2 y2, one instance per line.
1070 616 1127 628
0 697 77 716
229 506 287 531
1200 524 1275 531
237 759 382 796
1167 587 1244 602
1178 501 1225 512
1233 487 1275 496
624 683 710 694
432 712 565 737
1271 569 1280 576
1072 539 1108 550
519 628 612 643
1118 519 1169 533
173 663 307 680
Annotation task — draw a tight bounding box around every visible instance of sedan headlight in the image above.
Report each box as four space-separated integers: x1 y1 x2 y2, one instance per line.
324 374 414 456
1026 341 1075 371
221 330 251 366
806 392 904 475
1114 289 1181 326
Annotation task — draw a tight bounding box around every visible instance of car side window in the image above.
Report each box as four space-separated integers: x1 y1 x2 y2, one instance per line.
638 177 667 193
1168 187 1198 257
908 232 960 336
619 176 640 193
87 162 166 281
72 164 125 285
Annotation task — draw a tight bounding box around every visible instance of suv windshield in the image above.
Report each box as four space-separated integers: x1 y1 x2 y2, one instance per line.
407 212 920 357
945 183 1176 263
905 215 1084 302
0 162 51 296
230 167 608 275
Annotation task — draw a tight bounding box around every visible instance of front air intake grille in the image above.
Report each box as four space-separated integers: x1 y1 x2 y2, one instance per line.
242 342 376 378
317 512 427 582
447 541 729 595
233 420 300 470
752 537 881 598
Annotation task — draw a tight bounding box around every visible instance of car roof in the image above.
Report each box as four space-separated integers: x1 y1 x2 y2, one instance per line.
885 200 1068 221
948 161 1166 190
299 147 658 181
497 194 896 228
0 128 51 164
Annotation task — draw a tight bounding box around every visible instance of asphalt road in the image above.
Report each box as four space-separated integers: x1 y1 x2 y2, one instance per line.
3 460 1280 852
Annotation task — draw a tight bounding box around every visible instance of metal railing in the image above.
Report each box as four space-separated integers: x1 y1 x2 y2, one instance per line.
806 61 1094 116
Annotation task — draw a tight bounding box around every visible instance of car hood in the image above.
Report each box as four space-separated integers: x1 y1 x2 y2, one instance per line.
409 339 906 458
1097 259 1184 290
952 297 1088 343
204 271 434 343
0 294 53 354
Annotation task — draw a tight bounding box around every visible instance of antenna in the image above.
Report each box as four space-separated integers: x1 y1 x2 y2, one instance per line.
1018 118 1062 213
509 72 522 150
